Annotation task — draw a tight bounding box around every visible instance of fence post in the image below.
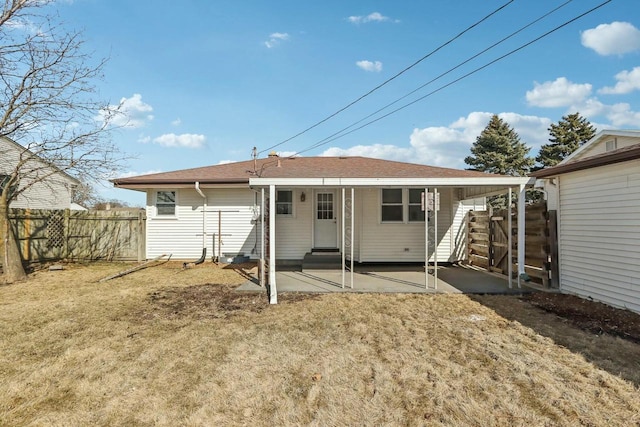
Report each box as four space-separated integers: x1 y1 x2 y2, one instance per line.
137 210 145 262
23 208 31 262
488 206 494 271
63 209 70 260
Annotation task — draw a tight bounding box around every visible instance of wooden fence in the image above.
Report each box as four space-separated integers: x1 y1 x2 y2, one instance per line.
3 208 146 266
467 202 559 288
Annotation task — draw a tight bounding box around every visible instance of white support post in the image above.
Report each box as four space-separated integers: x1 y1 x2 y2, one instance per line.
517 183 526 289
425 187 429 289
350 187 354 289
341 188 345 289
269 185 277 303
260 188 265 287
434 187 438 290
507 187 513 289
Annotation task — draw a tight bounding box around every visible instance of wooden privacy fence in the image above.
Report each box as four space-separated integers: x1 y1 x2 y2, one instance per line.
467 202 559 288
4 208 146 265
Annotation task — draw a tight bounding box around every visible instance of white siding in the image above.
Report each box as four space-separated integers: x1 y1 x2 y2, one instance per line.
558 160 640 313
358 188 456 263
451 196 486 262
0 137 75 209
572 136 640 161
146 188 258 260
275 188 312 260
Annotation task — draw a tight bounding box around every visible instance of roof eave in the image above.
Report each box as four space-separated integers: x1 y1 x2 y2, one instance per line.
531 148 640 178
249 176 533 187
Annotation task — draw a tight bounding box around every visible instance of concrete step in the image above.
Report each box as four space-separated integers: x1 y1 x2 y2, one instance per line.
302 252 342 270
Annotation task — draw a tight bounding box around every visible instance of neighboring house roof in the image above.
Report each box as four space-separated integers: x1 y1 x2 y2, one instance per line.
531 142 640 178
112 156 513 189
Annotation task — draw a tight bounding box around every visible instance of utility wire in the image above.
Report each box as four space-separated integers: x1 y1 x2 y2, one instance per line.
298 0 575 154
292 0 611 157
257 0 515 155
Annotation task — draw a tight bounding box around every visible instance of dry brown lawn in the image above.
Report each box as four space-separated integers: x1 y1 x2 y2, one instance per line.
1 262 639 426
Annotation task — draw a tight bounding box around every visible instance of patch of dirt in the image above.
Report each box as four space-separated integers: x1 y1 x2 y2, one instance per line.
140 283 319 320
522 293 640 344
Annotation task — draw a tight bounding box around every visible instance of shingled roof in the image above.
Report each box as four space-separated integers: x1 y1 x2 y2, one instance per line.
112 156 504 188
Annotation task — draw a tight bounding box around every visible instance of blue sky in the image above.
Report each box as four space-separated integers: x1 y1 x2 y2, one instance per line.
53 0 640 206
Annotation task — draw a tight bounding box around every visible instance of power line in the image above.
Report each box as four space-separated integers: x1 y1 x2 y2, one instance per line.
297 0 575 155
292 0 612 157
257 0 515 155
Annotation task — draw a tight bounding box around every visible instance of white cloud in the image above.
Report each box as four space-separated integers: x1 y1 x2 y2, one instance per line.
356 60 383 72
137 135 151 144
152 133 206 148
217 160 234 165
97 93 154 128
171 118 182 126
322 111 549 170
581 21 640 55
599 67 640 95
264 32 290 48
526 77 592 108
347 12 398 24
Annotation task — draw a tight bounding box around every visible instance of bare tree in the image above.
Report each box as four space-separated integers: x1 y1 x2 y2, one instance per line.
1 0 124 281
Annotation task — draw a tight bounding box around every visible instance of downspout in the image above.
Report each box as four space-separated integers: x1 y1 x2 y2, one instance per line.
195 181 207 249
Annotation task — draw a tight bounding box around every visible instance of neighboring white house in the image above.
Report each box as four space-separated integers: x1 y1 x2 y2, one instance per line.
0 136 79 209
113 155 532 302
532 130 640 313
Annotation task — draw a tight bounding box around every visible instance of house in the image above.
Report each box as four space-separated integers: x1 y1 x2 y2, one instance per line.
0 136 80 209
532 130 640 313
114 155 532 303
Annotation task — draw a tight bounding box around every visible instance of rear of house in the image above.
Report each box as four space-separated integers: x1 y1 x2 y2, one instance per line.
114 156 527 266
533 130 640 313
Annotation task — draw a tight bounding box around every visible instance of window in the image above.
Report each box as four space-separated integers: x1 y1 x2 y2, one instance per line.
156 191 176 216
316 193 334 219
605 139 617 151
381 189 403 222
276 190 292 215
408 189 425 222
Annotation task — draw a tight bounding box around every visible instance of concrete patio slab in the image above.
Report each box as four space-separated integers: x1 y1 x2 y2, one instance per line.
236 264 534 294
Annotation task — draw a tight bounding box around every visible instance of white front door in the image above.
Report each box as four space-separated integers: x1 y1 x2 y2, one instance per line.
314 191 337 248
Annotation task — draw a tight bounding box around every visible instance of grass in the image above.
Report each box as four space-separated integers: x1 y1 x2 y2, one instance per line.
1 262 639 426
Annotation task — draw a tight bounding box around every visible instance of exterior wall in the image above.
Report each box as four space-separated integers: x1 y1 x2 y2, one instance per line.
358 188 456 263
0 138 75 209
451 196 486 262
9 174 73 209
572 136 640 161
275 188 312 260
146 187 258 260
558 160 640 313
144 185 485 264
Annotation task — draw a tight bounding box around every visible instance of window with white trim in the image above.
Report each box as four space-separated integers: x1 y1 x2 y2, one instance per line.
276 190 293 215
408 189 425 222
156 191 176 216
381 189 403 222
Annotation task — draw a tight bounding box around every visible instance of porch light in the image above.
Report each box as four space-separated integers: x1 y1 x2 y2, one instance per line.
300 192 306 202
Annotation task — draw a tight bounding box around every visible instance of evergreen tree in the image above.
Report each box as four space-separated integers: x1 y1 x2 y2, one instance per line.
465 115 534 176
536 112 596 168
465 115 534 209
